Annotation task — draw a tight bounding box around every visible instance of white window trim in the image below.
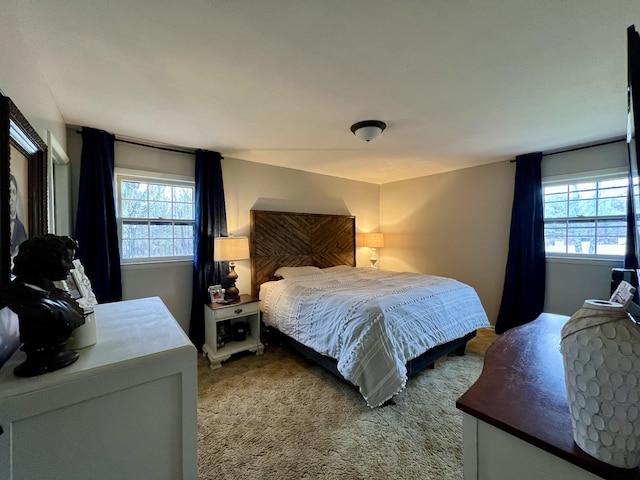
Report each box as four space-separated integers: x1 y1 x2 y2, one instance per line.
542 167 627 186
542 167 630 261
115 167 194 184
115 168 195 265
546 256 623 268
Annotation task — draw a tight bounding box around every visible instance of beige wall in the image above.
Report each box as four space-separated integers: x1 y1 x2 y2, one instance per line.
221 159 380 300
221 156 381 276
0 6 66 149
379 140 630 324
542 141 626 315
380 161 515 324
2 5 68 243
65 133 380 331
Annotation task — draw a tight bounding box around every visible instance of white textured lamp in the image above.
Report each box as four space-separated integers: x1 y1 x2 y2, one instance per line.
363 232 384 268
214 236 250 302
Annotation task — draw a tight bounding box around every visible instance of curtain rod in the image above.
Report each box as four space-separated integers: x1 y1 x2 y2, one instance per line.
75 129 196 155
542 137 627 157
511 137 627 162
115 137 195 154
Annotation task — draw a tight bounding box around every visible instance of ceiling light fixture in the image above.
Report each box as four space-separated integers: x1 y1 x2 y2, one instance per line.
350 120 386 142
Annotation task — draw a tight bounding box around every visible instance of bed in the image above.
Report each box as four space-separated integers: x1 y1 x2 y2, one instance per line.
250 210 490 407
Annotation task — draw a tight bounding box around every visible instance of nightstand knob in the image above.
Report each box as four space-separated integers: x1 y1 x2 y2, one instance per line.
234 308 243 314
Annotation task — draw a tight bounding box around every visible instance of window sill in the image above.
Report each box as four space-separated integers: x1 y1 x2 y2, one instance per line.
121 260 192 271
546 255 624 267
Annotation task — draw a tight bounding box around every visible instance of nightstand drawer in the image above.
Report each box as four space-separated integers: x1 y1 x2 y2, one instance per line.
213 302 259 321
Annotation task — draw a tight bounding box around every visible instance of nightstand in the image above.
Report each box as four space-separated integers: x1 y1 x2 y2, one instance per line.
202 294 264 369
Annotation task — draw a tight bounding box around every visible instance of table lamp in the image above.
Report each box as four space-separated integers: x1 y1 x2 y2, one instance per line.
214 236 250 301
363 232 384 268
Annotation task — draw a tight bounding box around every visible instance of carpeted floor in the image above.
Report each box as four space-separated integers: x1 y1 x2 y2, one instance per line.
197 328 498 480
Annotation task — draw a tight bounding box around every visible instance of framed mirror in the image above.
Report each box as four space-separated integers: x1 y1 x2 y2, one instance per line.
1 94 48 306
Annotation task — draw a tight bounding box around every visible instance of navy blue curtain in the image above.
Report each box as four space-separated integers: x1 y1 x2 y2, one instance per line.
75 127 122 303
188 150 227 349
625 25 640 269
624 144 638 269
495 152 545 334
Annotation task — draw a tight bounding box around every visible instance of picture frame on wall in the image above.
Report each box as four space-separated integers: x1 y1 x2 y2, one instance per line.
0 95 48 307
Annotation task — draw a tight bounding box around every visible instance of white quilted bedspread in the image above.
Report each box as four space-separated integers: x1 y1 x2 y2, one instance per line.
262 267 489 407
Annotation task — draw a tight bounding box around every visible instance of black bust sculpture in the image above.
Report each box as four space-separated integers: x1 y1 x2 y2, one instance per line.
4 234 85 377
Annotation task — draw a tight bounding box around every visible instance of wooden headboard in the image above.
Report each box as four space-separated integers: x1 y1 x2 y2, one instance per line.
250 210 355 298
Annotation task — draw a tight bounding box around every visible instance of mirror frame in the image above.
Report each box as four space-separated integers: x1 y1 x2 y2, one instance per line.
1 94 48 306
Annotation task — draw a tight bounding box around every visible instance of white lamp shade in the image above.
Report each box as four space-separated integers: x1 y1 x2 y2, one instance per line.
213 236 250 261
363 233 384 248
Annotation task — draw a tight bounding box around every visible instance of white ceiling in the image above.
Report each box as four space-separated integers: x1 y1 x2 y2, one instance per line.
9 1 640 184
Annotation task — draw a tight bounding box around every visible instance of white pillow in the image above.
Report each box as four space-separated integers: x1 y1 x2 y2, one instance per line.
274 266 323 278
321 265 352 272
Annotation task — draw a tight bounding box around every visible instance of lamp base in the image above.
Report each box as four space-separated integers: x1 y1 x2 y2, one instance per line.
369 247 379 269
224 263 240 301
224 285 240 302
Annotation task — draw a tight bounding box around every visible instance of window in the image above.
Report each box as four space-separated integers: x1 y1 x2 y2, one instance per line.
116 171 195 263
543 173 637 258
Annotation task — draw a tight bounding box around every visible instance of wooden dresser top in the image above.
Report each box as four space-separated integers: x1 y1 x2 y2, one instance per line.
457 313 640 480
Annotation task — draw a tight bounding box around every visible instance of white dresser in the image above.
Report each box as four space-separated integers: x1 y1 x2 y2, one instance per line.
0 297 198 480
